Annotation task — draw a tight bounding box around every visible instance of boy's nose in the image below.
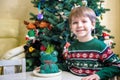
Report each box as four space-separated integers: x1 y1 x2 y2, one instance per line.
78 22 83 27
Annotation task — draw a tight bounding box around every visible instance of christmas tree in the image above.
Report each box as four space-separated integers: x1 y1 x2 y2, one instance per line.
24 0 115 71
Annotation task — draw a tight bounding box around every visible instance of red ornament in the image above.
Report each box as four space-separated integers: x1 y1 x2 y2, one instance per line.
102 32 110 38
40 45 46 51
64 42 71 48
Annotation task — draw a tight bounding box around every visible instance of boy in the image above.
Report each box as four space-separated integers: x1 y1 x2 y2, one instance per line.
63 6 120 80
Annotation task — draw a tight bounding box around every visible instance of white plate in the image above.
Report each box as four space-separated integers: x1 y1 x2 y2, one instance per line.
33 69 62 77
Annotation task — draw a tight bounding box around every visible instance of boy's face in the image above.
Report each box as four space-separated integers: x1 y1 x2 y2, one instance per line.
70 16 95 40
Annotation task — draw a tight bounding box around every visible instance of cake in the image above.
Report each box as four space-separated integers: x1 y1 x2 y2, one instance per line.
38 44 59 74
39 50 59 73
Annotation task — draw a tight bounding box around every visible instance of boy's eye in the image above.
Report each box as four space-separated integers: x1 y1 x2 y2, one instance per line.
82 20 87 23
72 22 78 24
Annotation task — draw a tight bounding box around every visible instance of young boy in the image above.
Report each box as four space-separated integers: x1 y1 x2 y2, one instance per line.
63 6 120 80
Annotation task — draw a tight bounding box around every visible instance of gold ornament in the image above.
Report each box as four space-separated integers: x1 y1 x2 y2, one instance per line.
82 0 87 6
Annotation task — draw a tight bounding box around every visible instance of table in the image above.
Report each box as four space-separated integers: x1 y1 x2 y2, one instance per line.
0 71 83 80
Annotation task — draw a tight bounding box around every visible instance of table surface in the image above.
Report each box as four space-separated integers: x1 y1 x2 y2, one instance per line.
0 71 83 80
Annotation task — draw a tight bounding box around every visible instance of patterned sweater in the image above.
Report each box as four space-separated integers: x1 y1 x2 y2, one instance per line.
63 38 120 80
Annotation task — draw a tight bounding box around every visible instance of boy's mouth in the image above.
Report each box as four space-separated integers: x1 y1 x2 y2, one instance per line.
76 29 84 32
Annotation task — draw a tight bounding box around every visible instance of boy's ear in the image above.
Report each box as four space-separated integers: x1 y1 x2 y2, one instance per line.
92 22 95 29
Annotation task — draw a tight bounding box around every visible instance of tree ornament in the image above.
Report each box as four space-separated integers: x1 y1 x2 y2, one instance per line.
93 29 98 39
37 1 43 20
58 0 62 2
102 32 113 48
100 0 104 2
35 20 51 29
40 45 46 51
29 46 35 52
24 21 37 42
72 4 81 9
100 0 105 8
63 42 71 59
37 13 43 20
100 14 103 20
24 21 36 30
59 12 67 20
82 0 87 6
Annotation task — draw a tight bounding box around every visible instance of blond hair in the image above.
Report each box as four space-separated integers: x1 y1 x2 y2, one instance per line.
68 6 96 25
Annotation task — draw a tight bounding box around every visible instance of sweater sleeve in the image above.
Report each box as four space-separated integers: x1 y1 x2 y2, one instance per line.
96 47 120 80
96 66 120 80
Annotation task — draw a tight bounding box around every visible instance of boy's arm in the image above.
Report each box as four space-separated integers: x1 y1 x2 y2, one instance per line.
96 66 120 80
96 54 120 80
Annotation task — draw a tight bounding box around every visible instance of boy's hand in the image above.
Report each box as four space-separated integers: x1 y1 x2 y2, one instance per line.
81 74 100 80
35 67 40 71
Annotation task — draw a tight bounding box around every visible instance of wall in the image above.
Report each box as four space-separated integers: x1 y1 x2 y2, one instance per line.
101 0 120 55
0 0 38 45
0 0 38 56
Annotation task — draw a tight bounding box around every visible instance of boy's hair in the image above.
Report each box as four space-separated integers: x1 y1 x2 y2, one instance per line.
68 6 96 25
